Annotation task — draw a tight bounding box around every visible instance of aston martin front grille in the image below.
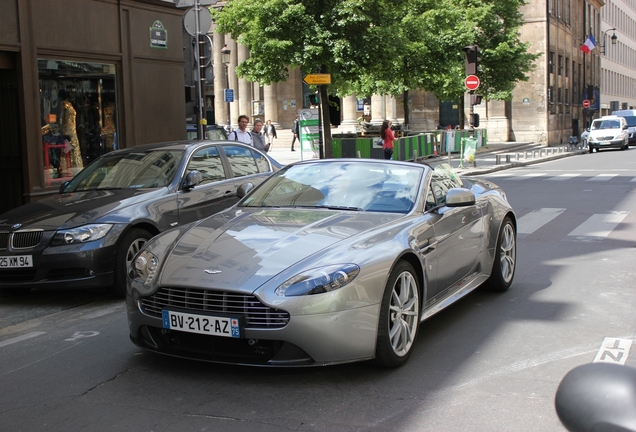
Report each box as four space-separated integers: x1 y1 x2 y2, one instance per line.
140 287 290 329
11 231 44 249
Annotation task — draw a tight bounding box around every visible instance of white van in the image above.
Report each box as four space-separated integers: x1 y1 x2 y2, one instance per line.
586 115 629 153
611 110 636 145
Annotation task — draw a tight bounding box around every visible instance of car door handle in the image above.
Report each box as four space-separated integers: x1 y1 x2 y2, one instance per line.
223 190 234 196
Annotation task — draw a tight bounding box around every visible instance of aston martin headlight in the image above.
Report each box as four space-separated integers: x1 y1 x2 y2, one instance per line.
131 250 160 285
52 224 113 246
275 264 360 297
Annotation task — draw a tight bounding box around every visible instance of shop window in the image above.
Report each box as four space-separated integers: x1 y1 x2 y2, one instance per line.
38 59 118 187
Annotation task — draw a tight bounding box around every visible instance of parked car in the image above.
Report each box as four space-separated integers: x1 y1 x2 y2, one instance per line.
127 160 516 367
610 110 636 145
0 140 282 297
186 124 228 141
586 115 629 153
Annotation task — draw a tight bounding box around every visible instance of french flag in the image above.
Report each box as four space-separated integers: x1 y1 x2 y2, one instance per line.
580 34 597 54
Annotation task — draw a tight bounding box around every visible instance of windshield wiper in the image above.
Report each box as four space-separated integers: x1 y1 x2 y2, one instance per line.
312 204 362 211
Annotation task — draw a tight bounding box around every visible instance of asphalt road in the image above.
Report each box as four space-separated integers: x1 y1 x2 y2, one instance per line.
1 147 635 432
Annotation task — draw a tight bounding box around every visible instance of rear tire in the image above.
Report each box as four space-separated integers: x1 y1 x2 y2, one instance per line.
373 261 420 368
484 217 516 292
110 228 152 298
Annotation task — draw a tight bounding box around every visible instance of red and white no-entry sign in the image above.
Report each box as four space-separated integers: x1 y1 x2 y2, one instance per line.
465 75 480 91
582 99 591 108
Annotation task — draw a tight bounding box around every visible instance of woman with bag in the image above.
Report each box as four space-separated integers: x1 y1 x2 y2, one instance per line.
380 120 395 160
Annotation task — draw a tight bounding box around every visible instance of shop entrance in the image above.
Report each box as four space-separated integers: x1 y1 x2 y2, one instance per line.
0 61 25 214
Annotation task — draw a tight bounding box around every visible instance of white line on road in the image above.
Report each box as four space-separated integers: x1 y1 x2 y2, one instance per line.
568 211 629 239
587 174 618 181
546 173 581 181
0 331 46 348
517 208 566 235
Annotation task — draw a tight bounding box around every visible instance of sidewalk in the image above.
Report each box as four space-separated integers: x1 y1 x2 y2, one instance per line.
266 131 587 175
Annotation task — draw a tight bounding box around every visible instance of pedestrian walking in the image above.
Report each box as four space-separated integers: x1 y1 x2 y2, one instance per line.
290 115 299 151
380 120 395 160
251 119 270 152
264 120 277 148
227 114 252 145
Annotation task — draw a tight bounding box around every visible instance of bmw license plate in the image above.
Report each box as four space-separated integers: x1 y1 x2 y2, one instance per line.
162 309 241 338
0 255 33 268
600 141 610 145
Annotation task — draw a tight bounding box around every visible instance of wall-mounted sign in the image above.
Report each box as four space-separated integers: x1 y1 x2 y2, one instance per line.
150 21 168 49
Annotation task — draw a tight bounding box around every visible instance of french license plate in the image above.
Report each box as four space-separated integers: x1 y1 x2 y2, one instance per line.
600 141 610 145
162 309 241 338
0 255 33 268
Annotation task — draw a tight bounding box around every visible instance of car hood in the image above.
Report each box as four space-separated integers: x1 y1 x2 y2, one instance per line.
159 208 398 293
0 188 165 230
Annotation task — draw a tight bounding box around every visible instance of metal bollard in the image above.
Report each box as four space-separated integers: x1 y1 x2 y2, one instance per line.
495 154 501 164
525 151 531 159
505 154 511 163
516 153 520 161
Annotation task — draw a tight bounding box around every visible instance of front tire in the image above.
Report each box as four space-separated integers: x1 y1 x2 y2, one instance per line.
484 217 516 292
111 228 152 297
373 261 420 368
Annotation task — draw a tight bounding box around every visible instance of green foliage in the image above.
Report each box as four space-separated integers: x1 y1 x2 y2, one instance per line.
214 0 538 101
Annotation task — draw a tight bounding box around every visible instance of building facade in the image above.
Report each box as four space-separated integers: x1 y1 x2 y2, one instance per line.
600 0 636 114
0 0 187 214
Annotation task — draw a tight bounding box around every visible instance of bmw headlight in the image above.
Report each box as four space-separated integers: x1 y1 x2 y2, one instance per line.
51 224 113 246
275 264 360 296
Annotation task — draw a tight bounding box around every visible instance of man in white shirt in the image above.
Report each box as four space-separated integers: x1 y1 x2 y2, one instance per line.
228 115 252 145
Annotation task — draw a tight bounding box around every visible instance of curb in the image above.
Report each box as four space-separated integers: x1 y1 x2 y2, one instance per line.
454 148 587 175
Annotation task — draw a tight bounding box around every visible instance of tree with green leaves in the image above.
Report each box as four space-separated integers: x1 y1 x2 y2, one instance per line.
213 0 538 157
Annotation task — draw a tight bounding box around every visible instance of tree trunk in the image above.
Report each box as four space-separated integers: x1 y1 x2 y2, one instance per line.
320 84 332 158
402 89 410 133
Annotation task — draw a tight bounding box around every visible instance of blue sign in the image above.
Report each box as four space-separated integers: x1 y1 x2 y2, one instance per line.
224 89 234 102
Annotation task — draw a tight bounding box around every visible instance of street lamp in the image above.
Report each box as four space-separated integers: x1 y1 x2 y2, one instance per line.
600 28 618 54
220 45 231 132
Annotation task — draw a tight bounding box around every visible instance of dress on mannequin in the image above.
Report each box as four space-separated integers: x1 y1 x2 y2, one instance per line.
102 103 116 152
61 98 84 171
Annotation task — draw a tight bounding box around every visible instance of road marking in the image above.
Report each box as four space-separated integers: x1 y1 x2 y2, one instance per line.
517 208 566 236
587 174 618 181
568 211 629 240
593 337 632 364
0 331 46 348
65 331 100 341
510 173 547 180
546 173 581 181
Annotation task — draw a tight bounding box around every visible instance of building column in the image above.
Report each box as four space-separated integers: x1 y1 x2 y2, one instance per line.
264 83 279 126
385 95 398 123
237 43 252 124
339 94 359 132
371 94 386 125
212 25 228 128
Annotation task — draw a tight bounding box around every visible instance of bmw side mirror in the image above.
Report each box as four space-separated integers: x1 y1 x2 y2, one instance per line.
183 170 202 189
59 181 71 194
237 182 254 198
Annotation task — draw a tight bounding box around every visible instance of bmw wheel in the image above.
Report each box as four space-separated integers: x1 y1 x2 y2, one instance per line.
484 217 516 292
111 228 152 297
373 260 420 368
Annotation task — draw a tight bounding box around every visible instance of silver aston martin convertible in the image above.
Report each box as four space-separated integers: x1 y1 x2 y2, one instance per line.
126 159 516 367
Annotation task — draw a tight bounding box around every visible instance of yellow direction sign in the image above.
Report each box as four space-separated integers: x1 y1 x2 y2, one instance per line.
303 74 332 85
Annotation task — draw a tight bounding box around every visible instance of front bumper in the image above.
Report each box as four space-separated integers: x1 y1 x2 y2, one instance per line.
0 226 125 290
588 138 625 150
126 293 380 366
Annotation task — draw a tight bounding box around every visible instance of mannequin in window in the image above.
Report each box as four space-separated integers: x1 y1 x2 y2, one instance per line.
59 89 84 171
102 102 116 152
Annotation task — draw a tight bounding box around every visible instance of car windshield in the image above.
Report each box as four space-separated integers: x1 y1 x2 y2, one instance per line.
591 120 621 130
62 149 184 192
240 161 422 213
622 116 636 127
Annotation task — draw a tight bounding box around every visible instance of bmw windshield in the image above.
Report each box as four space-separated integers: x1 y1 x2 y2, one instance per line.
61 149 184 192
